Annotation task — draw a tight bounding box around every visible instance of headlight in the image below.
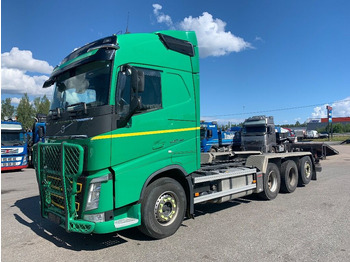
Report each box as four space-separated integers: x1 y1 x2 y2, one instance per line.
85 182 102 211
85 174 112 211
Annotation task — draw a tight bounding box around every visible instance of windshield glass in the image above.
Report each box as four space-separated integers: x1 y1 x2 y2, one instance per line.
243 125 267 134
50 61 112 110
1 131 25 146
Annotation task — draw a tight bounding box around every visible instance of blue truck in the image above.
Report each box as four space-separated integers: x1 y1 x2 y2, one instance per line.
27 114 46 167
200 121 236 152
1 120 28 171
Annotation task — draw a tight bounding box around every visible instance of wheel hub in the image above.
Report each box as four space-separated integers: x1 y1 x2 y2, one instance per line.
305 162 311 178
267 171 277 192
154 192 178 225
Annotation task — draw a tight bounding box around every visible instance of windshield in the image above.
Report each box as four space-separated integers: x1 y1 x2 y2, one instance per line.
50 60 112 111
243 125 267 134
1 131 25 146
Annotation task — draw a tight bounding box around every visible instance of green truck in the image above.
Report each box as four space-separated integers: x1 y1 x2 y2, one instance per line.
35 31 320 239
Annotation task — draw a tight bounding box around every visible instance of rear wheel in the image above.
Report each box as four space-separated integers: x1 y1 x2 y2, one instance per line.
139 177 186 239
259 163 281 200
280 160 298 193
298 156 313 185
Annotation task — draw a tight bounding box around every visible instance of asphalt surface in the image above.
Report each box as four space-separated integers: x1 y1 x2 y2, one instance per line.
2 145 350 262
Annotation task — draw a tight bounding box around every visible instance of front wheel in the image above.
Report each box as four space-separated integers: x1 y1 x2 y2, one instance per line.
209 147 217 153
259 163 281 200
139 177 186 239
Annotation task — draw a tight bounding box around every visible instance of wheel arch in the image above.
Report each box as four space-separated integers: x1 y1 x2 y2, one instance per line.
139 165 194 217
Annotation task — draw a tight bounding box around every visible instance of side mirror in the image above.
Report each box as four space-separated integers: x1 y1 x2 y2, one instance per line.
207 129 213 138
43 77 56 88
57 82 67 93
38 126 45 138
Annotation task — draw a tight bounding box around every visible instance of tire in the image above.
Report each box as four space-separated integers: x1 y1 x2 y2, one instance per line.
298 156 313 186
258 163 281 200
139 177 186 239
209 147 217 153
280 160 298 193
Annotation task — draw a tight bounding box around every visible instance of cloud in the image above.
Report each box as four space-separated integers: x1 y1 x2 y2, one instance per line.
152 4 252 58
2 47 53 74
311 97 350 119
10 97 21 105
1 68 53 96
1 48 54 97
254 36 264 43
152 4 173 27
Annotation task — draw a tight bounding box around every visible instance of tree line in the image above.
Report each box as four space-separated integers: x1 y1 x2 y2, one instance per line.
1 93 50 130
317 123 350 134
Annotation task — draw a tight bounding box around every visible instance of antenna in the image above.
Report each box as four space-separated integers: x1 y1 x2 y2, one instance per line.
125 12 130 34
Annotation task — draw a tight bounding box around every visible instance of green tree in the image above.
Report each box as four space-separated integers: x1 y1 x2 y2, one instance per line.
332 123 344 133
1 98 15 120
33 95 50 115
344 124 350 133
16 93 34 130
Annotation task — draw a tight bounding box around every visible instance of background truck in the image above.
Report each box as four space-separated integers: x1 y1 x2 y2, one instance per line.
241 115 338 160
27 114 46 167
1 120 28 171
35 31 321 239
200 121 235 152
241 115 288 153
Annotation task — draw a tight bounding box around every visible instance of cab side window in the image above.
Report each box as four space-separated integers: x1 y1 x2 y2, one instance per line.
116 67 162 125
139 68 162 111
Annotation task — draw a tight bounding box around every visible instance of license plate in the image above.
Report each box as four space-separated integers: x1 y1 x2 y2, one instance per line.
48 212 61 225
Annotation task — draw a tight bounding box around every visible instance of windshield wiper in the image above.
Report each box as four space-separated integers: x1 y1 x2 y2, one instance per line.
67 102 88 116
50 108 62 119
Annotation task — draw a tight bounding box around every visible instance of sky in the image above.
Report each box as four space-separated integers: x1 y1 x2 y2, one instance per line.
1 0 350 125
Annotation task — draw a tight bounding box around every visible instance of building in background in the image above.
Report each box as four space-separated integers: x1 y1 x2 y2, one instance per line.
307 117 350 131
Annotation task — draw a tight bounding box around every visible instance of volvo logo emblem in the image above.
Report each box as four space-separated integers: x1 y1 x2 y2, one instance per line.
60 125 66 133
55 122 75 136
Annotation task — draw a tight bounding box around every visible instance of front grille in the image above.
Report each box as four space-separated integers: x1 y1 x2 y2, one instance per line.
35 142 94 233
1 148 19 154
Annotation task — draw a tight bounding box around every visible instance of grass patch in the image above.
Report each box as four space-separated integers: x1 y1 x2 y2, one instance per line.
305 136 350 142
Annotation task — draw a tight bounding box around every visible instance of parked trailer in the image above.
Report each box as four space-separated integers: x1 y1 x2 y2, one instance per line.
34 31 321 239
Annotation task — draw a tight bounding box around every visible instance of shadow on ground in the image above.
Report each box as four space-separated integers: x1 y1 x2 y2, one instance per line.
14 194 262 249
13 196 152 251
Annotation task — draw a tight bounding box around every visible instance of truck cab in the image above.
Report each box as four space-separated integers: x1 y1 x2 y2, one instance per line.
241 116 277 153
1 120 28 171
35 31 200 236
200 121 235 152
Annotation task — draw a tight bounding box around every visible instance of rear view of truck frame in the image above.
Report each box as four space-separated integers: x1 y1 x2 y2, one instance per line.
35 30 321 239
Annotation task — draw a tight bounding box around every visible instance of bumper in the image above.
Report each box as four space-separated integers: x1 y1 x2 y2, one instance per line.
1 164 28 171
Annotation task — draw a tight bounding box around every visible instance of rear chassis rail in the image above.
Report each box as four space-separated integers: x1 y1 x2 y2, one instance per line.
35 142 95 233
